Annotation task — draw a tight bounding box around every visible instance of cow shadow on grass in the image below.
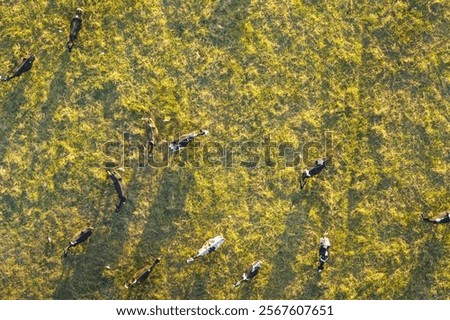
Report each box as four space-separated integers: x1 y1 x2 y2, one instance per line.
27 52 71 192
161 0 251 50
0 79 29 165
52 209 133 299
295 271 327 299
32 52 71 145
179 264 213 300
124 168 194 299
264 187 332 299
401 228 446 299
1 52 72 220
204 0 251 49
0 77 36 222
52 169 140 299
262 209 309 299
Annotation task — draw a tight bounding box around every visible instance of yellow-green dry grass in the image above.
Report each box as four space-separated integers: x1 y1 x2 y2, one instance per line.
0 0 449 300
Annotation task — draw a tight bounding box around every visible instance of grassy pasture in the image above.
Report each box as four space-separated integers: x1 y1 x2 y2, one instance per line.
0 0 449 299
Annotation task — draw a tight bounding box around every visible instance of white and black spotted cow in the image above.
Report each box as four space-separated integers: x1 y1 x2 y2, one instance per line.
125 257 161 288
421 211 450 224
234 260 262 287
107 169 128 212
63 227 94 257
317 235 330 273
169 130 208 153
187 235 224 263
300 158 327 190
67 8 83 52
0 55 35 82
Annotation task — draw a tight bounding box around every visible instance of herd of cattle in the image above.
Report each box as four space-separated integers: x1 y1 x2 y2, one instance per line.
2 8 449 293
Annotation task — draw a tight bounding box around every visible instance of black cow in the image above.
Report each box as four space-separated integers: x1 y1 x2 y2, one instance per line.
67 8 83 52
317 235 330 273
169 130 208 153
107 169 128 212
0 55 35 82
63 227 94 257
125 257 161 288
146 118 158 159
421 211 450 224
234 260 262 287
300 158 327 190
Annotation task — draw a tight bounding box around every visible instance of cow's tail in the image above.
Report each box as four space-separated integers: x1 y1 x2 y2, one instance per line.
115 198 126 212
66 41 74 52
63 245 72 257
323 153 334 164
421 213 435 223
125 279 136 289
0 74 11 82
317 261 325 273
300 176 308 190
233 280 243 287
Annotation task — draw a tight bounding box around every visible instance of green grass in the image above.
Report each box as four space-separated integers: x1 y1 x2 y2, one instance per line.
0 0 449 300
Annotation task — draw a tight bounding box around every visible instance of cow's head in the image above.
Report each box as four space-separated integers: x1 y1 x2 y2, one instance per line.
254 260 263 269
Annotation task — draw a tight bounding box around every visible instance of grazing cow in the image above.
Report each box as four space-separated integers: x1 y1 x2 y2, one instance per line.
125 257 161 288
169 130 208 153
107 169 128 212
146 118 158 158
0 55 35 81
300 157 327 190
67 8 83 52
187 235 224 263
63 227 94 257
234 260 262 287
421 211 450 224
317 235 330 273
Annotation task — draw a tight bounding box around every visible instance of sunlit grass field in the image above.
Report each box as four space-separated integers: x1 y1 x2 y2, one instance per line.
0 0 449 300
